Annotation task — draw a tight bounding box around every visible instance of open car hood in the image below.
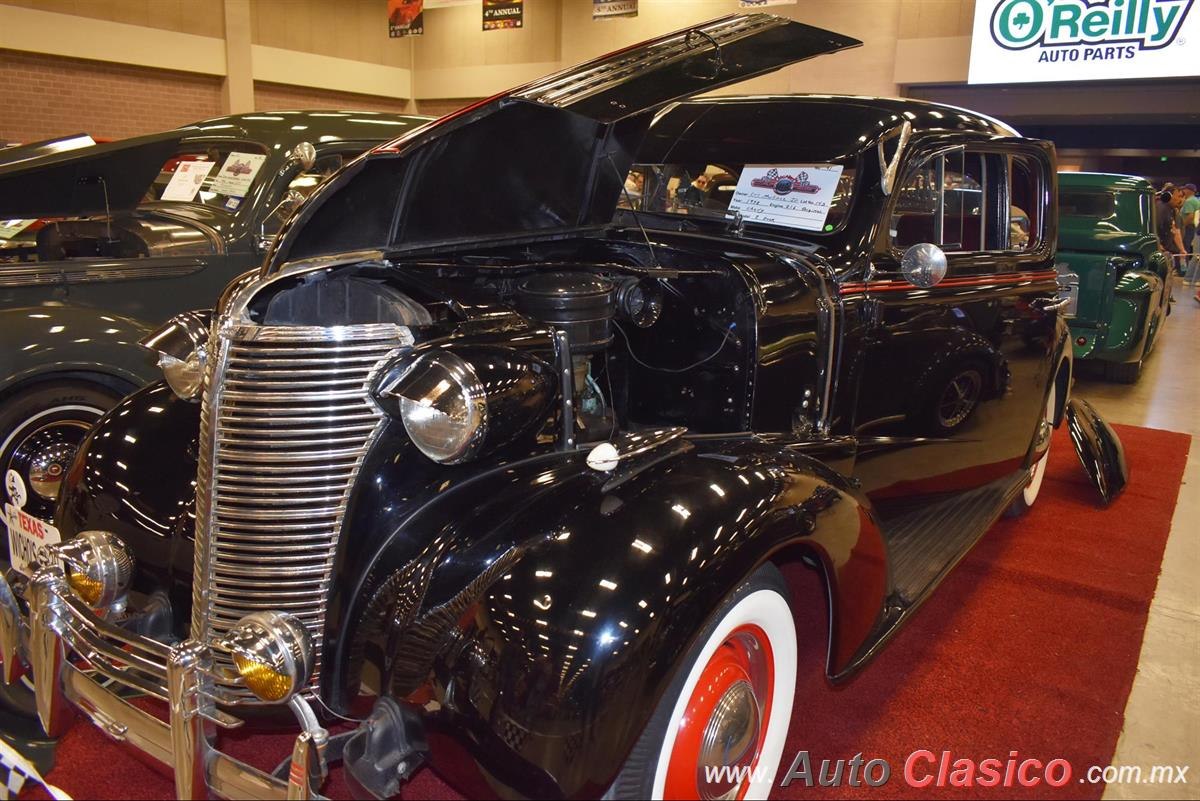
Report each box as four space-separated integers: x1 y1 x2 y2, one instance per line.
269 14 860 267
0 129 191 218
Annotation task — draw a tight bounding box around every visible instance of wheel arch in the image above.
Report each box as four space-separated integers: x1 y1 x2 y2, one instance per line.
0 305 158 403
0 367 141 405
343 437 890 799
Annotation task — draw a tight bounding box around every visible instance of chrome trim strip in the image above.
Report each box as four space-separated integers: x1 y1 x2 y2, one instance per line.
0 259 206 288
226 250 385 324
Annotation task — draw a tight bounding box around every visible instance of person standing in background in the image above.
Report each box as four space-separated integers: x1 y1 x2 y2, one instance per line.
1181 183 1198 279
1156 186 1183 256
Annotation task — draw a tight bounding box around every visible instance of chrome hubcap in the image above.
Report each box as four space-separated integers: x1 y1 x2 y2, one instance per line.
5 418 93 516
28 438 79 501
699 679 761 798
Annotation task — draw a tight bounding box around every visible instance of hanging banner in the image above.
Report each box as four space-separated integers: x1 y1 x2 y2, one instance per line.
594 0 638 19
483 0 523 30
388 0 424 37
738 0 797 7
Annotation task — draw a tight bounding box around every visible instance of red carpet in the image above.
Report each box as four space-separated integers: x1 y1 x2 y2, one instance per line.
20 423 1191 800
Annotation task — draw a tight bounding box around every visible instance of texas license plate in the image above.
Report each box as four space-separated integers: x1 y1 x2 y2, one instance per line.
4 503 60 577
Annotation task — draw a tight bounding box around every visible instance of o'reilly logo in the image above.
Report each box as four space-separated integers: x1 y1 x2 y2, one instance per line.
991 0 1192 51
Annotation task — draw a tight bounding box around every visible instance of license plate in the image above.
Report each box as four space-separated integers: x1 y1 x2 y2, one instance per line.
1058 284 1079 317
4 503 60 577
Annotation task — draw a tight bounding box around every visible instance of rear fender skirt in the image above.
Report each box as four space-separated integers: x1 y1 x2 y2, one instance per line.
340 436 887 798
1065 398 1128 506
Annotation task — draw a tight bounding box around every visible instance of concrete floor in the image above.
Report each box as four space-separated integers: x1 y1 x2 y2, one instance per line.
1079 288 1200 800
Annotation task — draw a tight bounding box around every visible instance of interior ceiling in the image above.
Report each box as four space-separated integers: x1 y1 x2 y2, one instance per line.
905 77 1200 130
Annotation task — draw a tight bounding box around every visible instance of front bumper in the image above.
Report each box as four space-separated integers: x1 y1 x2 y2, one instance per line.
0 562 327 800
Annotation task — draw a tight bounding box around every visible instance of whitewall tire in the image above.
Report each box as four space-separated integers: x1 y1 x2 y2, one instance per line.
607 564 796 800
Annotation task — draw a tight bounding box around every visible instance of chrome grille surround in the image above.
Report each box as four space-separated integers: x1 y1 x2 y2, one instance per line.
191 321 410 703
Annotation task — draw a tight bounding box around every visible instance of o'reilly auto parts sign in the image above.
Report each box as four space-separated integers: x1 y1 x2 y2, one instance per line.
969 0 1200 83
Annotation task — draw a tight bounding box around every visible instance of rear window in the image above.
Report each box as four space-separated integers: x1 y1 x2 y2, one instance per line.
619 162 855 234
1060 190 1117 220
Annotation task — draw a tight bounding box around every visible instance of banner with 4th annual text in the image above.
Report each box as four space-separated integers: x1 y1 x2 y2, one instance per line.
484 0 523 30
969 0 1200 83
594 0 638 19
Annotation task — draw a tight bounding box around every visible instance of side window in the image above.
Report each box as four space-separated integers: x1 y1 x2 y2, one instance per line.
1008 155 1043 251
892 149 1025 253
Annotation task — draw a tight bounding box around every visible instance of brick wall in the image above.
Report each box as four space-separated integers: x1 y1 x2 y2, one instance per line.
0 49 224 144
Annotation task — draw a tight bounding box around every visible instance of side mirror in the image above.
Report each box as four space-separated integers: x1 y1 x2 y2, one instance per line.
287 142 317 171
255 189 306 253
901 243 948 288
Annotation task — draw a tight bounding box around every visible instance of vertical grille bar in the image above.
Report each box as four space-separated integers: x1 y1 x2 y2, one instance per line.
191 322 406 702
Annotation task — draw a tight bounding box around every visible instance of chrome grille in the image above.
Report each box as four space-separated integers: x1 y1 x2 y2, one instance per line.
192 322 408 701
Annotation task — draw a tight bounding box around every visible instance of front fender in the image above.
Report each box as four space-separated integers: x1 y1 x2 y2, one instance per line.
55 380 200 633
344 436 886 798
0 305 157 396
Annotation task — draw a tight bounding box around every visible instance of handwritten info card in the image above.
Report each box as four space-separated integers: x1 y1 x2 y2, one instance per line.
728 164 844 232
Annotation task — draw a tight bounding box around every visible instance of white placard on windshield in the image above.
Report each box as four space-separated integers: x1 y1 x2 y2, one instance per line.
728 164 845 232
0 219 36 239
210 152 266 198
160 160 215 202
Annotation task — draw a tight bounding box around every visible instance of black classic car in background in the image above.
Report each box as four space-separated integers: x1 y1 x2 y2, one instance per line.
0 111 428 567
0 14 1128 801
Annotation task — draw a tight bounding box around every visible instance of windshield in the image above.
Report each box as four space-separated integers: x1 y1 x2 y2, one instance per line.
619 161 855 234
142 142 271 212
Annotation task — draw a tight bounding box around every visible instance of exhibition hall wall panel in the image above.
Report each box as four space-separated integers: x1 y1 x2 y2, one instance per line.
0 0 225 39
253 80 409 115
250 0 412 69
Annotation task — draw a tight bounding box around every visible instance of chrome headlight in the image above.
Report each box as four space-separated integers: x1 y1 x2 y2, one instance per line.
222 611 313 702
379 351 488 464
57 530 133 609
139 310 211 401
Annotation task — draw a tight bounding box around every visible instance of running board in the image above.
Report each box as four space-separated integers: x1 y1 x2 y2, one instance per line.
830 470 1027 681
886 471 1026 604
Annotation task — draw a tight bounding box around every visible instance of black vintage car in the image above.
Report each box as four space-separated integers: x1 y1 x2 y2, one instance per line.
1 14 1127 801
0 111 428 548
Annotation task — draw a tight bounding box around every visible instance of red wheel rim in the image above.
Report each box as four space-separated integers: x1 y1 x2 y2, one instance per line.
664 624 774 800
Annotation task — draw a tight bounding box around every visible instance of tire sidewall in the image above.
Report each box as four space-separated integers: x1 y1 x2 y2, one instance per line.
0 381 119 720
608 564 797 800
1007 382 1056 517
0 381 118 519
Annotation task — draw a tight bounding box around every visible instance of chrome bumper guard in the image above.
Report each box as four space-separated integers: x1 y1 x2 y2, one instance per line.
0 563 328 800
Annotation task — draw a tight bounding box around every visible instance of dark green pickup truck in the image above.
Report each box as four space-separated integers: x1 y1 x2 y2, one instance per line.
1057 172 1172 383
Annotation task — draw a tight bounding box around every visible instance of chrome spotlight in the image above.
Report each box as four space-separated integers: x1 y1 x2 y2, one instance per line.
221 611 313 703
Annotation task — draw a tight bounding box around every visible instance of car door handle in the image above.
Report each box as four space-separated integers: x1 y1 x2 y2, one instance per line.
1032 296 1072 312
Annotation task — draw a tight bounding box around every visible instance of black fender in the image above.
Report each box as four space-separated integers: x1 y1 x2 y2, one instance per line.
339 435 887 799
55 380 200 632
0 306 156 399
1065 398 1128 506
